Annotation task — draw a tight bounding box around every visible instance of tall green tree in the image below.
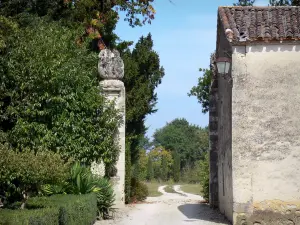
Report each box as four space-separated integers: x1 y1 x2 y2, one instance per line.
121 33 164 201
153 118 209 169
147 146 173 180
146 156 154 181
233 0 256 5
172 152 181 182
122 33 164 163
161 155 168 181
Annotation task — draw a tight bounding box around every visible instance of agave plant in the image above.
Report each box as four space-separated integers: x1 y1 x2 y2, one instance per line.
94 178 115 219
40 162 115 219
41 183 67 195
67 162 101 194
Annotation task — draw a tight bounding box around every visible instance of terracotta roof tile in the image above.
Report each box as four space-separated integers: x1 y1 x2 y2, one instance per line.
218 6 300 44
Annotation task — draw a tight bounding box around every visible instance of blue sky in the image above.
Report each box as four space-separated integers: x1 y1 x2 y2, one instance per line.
115 0 268 138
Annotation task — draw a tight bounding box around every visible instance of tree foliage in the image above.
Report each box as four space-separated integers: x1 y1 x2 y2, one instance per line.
123 34 165 163
122 33 164 202
0 16 18 51
0 0 159 50
153 118 209 170
146 156 154 181
233 0 256 5
199 152 209 200
147 146 173 181
0 16 121 168
136 148 148 180
188 68 212 114
172 151 181 182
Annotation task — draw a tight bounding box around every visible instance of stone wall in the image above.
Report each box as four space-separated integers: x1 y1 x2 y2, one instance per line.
231 44 300 225
209 53 219 209
211 15 234 222
217 66 233 222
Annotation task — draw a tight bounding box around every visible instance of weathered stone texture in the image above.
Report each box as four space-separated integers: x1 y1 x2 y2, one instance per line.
231 44 300 224
209 53 219 209
213 15 234 222
98 49 124 80
215 6 300 225
95 49 126 207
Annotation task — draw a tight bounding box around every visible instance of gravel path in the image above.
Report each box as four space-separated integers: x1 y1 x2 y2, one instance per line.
96 185 230 225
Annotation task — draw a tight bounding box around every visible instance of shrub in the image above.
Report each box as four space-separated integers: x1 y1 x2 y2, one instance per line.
199 152 209 200
0 144 70 207
0 194 97 225
181 161 202 184
94 178 115 219
29 194 97 225
41 162 115 219
130 177 149 202
0 208 59 225
0 15 121 166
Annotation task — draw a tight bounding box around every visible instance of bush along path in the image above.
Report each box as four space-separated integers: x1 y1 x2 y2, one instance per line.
97 185 230 225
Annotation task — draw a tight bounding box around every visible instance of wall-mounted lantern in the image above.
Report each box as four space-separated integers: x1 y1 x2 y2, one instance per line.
216 57 231 75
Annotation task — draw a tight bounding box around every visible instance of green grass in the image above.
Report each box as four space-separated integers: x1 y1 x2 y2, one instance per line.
180 183 203 196
164 185 176 193
145 182 162 197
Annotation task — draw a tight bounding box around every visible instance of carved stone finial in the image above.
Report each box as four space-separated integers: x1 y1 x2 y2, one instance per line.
98 49 124 80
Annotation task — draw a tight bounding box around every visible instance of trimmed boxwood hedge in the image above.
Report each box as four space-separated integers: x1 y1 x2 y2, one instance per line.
0 194 97 225
0 208 59 225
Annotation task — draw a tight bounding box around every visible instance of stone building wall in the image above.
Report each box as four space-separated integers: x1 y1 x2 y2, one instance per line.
211 15 234 222
231 44 300 225
217 69 233 222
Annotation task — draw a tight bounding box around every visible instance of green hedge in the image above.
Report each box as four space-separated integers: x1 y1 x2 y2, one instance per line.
0 194 97 225
0 208 59 225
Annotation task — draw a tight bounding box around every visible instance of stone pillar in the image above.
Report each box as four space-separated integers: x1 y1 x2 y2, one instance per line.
209 53 219 208
98 49 125 207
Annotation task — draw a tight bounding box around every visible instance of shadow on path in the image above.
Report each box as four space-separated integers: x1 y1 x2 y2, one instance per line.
177 203 230 224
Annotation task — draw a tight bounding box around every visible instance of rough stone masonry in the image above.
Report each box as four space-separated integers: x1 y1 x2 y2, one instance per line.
211 6 300 225
92 49 126 207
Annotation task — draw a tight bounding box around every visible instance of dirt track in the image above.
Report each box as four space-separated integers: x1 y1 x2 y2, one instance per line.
96 185 230 225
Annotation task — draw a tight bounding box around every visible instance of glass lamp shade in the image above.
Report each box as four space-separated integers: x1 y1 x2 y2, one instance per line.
216 57 231 74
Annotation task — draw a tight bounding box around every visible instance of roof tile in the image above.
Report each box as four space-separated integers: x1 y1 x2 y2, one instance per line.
218 6 300 43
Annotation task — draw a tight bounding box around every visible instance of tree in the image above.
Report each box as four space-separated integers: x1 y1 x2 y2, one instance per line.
153 118 209 170
199 152 209 200
0 0 159 50
122 34 164 200
146 156 154 181
172 152 181 182
0 16 121 169
147 146 173 180
188 68 212 114
123 33 165 163
0 16 18 52
137 148 148 180
161 155 168 181
233 0 256 5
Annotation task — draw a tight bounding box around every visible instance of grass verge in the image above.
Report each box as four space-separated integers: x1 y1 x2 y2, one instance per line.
145 182 163 197
180 183 203 196
164 185 176 193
